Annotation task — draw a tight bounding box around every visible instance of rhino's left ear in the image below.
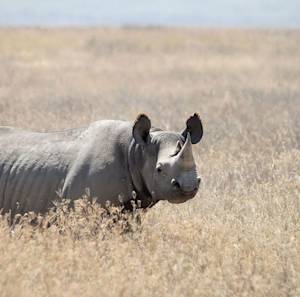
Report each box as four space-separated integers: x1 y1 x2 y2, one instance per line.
133 114 151 145
182 113 203 144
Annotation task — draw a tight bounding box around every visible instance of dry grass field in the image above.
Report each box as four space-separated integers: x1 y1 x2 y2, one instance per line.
0 28 300 297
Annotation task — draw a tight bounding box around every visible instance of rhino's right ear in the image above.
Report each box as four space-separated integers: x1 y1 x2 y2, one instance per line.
133 114 151 145
182 113 203 144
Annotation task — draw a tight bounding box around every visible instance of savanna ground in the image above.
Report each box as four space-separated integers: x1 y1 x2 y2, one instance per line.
0 28 300 297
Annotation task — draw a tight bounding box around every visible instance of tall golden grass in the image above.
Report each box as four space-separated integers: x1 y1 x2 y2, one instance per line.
0 28 300 297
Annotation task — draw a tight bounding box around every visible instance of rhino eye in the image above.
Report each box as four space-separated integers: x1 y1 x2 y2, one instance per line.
156 163 163 173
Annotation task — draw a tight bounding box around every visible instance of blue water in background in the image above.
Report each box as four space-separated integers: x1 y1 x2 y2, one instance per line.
0 0 299 27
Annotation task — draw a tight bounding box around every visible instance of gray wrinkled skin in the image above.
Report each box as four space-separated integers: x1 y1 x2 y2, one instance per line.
0 114 203 215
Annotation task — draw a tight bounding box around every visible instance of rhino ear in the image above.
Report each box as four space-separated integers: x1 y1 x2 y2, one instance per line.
133 114 151 145
182 113 203 144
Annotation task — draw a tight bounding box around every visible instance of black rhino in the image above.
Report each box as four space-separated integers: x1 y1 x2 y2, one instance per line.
0 114 203 215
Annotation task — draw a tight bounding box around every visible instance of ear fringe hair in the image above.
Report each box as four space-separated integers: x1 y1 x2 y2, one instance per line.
135 114 151 126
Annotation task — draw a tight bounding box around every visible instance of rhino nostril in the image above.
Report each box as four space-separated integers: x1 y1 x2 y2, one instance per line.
171 178 180 189
197 177 201 186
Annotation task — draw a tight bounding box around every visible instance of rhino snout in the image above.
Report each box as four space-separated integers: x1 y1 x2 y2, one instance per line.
171 176 201 193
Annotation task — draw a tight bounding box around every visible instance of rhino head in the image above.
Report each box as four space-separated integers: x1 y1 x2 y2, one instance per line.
129 113 203 206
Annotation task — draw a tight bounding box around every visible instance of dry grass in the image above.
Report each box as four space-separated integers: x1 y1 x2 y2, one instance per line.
0 27 300 297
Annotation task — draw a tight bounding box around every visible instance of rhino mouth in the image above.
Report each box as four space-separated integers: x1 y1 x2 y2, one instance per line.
167 189 198 204
181 189 198 197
